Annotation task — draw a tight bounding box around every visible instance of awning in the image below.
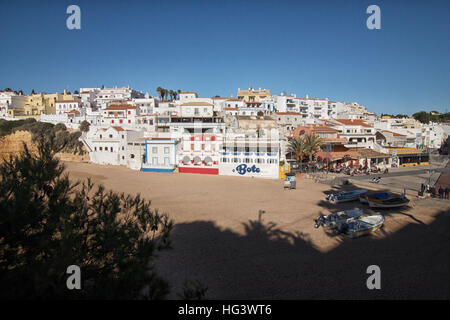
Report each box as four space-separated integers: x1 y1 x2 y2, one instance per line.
182 156 190 165
193 156 201 164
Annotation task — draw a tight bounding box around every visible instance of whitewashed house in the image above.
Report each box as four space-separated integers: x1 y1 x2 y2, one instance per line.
84 126 143 166
55 100 82 115
101 104 140 127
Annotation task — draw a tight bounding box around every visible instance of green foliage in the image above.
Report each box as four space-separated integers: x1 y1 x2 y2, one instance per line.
0 119 85 155
288 133 323 162
177 279 208 300
79 120 90 133
0 138 173 299
380 113 409 118
412 111 450 124
287 137 307 161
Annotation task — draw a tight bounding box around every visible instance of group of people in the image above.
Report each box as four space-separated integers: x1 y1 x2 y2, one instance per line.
420 184 450 199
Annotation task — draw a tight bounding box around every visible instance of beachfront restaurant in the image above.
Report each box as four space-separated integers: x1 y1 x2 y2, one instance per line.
387 147 429 167
219 138 280 179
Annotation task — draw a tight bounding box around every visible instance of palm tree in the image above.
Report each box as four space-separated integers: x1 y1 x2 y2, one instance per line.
169 90 175 101
303 133 323 162
156 87 163 100
287 137 307 171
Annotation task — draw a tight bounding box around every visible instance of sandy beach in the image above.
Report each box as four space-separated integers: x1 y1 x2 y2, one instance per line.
64 161 450 299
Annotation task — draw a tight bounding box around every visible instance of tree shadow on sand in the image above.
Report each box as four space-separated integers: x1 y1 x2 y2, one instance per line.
154 207 450 300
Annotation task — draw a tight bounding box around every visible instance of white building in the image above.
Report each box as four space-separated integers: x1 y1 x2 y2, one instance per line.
55 100 82 115
180 102 214 117
89 86 145 109
0 92 27 117
101 104 140 127
177 133 221 175
83 126 143 166
219 135 280 179
129 93 158 115
142 137 179 172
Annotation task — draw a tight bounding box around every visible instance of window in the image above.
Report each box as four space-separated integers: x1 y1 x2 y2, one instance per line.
99 134 102 139
109 134 113 138
152 147 158 153
111 147 113 152
268 159 277 164
122 135 124 139
255 158 265 164
243 158 252 163
99 147 103 151
122 146 124 150
94 147 97 151
232 158 240 163
130 154 135 159
152 157 158 165
105 147 108 151
128 120 131 123
164 157 169 165
164 147 170 154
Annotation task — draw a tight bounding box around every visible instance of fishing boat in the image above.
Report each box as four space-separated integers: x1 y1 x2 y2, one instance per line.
314 209 364 229
360 191 391 204
339 215 385 238
327 189 368 203
366 192 409 208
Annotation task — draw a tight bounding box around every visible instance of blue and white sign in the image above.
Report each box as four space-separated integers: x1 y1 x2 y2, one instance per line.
233 164 261 175
219 162 278 179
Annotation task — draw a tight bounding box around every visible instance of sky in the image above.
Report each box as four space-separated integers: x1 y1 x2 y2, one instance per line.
0 0 449 115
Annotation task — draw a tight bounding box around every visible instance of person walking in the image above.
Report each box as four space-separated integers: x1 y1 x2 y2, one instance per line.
445 187 449 200
438 186 444 199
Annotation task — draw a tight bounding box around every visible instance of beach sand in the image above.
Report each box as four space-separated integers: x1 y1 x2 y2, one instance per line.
64 161 450 299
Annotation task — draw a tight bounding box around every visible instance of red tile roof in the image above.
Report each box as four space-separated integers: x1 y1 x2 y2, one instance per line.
382 130 406 137
334 119 372 128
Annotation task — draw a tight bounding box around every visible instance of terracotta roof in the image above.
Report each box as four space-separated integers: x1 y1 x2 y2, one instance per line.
111 126 125 132
66 109 80 114
224 107 238 111
348 148 389 158
211 97 233 100
334 119 372 128
381 130 406 137
104 104 138 110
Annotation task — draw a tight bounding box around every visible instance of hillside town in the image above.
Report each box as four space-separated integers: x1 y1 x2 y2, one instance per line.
1 86 449 179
